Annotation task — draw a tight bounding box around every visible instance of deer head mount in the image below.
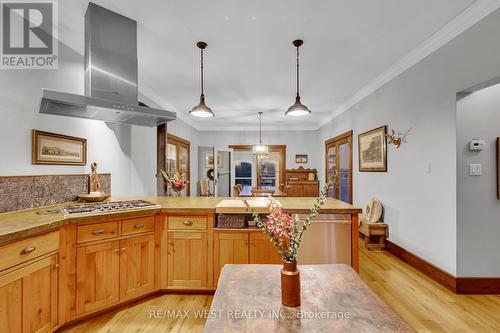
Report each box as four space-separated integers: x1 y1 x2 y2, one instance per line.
386 129 401 148
385 127 412 148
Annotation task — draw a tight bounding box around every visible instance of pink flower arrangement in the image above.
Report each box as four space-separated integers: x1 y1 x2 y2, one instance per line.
160 170 189 195
266 200 293 243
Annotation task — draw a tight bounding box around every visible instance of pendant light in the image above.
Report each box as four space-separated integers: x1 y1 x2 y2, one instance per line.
189 41 214 118
286 39 311 116
253 112 269 155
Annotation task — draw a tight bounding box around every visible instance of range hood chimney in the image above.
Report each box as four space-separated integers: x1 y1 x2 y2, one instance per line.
39 2 176 126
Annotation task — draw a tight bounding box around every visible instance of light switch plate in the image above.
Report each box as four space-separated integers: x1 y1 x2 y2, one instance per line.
469 164 482 176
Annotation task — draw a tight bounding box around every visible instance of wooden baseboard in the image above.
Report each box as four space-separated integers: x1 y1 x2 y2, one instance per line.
385 239 457 292
456 278 500 294
384 239 500 294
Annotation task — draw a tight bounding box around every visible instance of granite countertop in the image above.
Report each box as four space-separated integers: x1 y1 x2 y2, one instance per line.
0 196 361 245
204 264 415 333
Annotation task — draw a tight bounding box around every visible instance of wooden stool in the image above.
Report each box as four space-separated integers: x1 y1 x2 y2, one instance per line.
358 198 388 250
359 222 388 250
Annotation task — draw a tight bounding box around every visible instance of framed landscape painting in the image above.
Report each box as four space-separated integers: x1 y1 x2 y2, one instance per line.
32 130 87 165
358 126 387 172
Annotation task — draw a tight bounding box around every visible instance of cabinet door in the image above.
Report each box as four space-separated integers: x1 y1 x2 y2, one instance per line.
249 232 282 264
214 232 249 283
287 184 303 197
0 255 58 333
167 232 207 288
119 234 155 300
76 241 120 315
303 183 319 197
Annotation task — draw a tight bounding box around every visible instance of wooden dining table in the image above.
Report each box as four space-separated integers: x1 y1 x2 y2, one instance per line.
238 186 288 197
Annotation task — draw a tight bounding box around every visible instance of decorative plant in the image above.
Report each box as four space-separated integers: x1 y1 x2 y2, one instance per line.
244 180 333 263
160 170 189 195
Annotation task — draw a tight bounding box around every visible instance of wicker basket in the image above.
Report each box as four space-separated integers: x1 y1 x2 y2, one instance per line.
217 214 248 229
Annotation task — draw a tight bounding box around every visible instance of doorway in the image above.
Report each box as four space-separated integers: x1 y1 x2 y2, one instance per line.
325 131 353 204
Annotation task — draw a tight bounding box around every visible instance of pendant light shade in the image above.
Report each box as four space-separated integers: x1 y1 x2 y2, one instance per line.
190 41 214 118
253 112 269 155
286 39 311 116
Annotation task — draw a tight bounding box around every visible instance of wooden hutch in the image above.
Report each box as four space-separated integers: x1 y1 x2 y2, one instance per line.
285 167 319 197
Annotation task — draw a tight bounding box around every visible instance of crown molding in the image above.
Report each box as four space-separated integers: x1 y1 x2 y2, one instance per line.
197 125 320 132
316 0 500 130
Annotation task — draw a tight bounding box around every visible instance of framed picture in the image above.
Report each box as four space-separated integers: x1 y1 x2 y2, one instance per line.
204 152 223 169
497 137 500 199
32 130 87 165
358 126 387 172
295 154 308 163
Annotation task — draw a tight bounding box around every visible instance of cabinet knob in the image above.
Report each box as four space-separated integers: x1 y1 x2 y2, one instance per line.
121 247 126 252
54 263 60 269
91 229 105 235
183 220 193 226
20 246 36 255
133 223 145 229
113 248 120 253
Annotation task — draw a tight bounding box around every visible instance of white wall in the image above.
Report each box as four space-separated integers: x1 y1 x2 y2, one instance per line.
457 83 500 277
318 8 500 276
197 130 321 171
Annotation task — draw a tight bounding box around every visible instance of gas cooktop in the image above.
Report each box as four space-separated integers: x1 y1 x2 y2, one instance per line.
61 200 160 217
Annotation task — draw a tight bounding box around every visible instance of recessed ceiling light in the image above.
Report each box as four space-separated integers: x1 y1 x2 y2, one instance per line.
224 16 230 21
251 16 257 20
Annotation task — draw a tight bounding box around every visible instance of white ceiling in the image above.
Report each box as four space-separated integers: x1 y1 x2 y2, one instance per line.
59 0 480 130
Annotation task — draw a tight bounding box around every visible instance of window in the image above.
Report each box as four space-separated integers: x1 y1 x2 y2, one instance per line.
259 156 278 188
166 133 190 196
235 161 252 187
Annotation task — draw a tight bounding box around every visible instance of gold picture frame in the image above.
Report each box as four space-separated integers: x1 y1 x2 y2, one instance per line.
32 130 87 165
358 126 387 172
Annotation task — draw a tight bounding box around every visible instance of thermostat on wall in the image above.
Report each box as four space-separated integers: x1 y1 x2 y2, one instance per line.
469 139 485 151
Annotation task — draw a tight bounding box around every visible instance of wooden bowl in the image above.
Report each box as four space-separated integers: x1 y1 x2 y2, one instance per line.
77 193 111 202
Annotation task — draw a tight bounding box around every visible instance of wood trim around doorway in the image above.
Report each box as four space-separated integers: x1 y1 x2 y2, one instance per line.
325 131 353 204
228 145 286 187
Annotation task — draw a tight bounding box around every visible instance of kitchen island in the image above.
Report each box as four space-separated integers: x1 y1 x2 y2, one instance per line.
0 196 361 333
205 264 415 333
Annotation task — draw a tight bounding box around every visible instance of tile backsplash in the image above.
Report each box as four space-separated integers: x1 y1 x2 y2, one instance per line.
0 174 111 213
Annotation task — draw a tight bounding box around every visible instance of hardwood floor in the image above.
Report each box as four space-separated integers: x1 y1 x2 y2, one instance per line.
58 294 212 333
359 241 500 333
59 241 500 333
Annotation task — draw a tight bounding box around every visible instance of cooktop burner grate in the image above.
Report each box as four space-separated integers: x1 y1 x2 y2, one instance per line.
61 200 160 216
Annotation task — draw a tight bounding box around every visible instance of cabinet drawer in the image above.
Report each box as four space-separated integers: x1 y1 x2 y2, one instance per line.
0 231 59 272
121 216 155 236
77 221 118 243
168 216 207 230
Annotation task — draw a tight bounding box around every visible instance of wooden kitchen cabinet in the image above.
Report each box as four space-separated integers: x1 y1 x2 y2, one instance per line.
76 241 120 315
119 234 155 300
249 232 282 264
214 232 249 282
167 232 208 288
0 254 58 333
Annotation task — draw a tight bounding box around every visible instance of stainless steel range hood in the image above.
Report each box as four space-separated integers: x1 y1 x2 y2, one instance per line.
39 2 176 126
